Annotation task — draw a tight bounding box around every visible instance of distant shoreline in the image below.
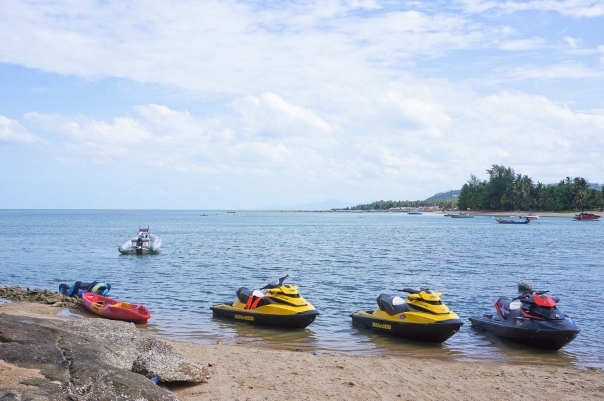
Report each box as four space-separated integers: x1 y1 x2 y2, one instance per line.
241 210 590 218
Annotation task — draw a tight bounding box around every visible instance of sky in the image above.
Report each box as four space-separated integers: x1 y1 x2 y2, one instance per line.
1 0 603 209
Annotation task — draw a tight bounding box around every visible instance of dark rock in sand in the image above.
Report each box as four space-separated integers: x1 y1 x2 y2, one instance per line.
0 314 208 400
0 285 83 310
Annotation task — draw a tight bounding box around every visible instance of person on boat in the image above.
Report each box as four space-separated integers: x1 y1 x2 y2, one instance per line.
518 280 532 295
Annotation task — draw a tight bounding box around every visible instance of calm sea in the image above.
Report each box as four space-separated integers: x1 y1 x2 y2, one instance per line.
1 210 602 368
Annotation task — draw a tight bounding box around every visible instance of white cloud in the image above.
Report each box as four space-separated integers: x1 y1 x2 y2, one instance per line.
5 83 604 204
0 1 483 98
55 156 76 166
19 101 335 174
563 36 581 49
25 112 154 145
507 63 604 79
231 141 292 164
499 37 546 51
384 84 452 133
0 116 41 143
600 45 604 66
453 91 604 175
230 93 336 147
456 0 604 17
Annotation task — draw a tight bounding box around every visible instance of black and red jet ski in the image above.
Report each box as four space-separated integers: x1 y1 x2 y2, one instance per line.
469 290 579 350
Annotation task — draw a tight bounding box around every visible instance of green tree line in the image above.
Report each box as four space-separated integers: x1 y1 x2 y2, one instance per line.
356 199 457 210
457 165 604 211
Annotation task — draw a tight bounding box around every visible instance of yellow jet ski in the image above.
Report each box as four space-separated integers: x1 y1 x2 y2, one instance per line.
211 275 319 328
350 288 463 343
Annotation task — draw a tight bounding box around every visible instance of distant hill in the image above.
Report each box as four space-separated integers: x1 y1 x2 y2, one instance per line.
425 190 460 201
259 199 357 210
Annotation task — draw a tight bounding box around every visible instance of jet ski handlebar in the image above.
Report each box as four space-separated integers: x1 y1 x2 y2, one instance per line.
398 288 429 294
260 275 289 290
513 290 551 301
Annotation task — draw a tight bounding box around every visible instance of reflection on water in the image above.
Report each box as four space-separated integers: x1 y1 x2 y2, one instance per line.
1 210 603 369
462 329 580 366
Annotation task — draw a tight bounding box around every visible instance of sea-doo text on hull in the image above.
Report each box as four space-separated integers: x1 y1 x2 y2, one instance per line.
211 275 319 328
351 288 463 343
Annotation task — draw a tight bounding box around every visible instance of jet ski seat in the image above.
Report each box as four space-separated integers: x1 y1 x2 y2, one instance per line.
376 294 408 315
236 287 269 309
496 297 522 319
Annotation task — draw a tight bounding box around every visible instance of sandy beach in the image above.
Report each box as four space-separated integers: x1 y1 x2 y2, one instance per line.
468 211 583 218
430 210 586 218
1 301 603 400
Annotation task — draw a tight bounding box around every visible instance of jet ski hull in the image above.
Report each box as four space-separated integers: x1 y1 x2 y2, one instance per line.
211 303 319 329
351 311 463 343
469 314 580 350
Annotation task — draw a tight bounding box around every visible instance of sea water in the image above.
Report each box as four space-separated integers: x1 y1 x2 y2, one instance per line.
0 210 602 368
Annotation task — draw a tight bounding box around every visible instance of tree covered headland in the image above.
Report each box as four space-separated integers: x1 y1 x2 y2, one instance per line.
458 165 604 212
355 165 603 212
356 199 457 210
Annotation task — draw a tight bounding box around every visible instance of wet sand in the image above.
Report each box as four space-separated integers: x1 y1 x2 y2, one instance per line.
1 301 603 400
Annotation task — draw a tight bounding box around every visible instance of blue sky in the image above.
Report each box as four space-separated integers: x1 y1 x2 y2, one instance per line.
1 0 603 209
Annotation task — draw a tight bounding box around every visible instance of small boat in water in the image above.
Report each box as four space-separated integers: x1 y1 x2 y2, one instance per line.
407 211 422 215
572 212 600 221
81 292 151 324
493 216 530 224
118 226 162 254
450 213 474 218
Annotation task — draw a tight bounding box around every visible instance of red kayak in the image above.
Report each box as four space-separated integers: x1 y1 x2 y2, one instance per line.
81 292 151 324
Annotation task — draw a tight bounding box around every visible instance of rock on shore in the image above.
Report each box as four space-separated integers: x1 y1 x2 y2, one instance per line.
0 289 208 400
0 285 83 309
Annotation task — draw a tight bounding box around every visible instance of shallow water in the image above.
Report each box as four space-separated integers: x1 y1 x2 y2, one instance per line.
1 210 602 368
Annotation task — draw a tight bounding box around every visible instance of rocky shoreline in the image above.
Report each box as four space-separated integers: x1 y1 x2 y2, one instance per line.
2 286 604 400
0 285 84 310
0 286 208 400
